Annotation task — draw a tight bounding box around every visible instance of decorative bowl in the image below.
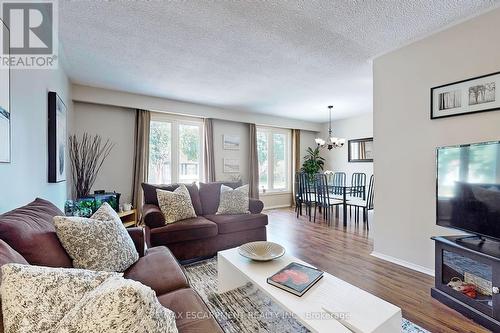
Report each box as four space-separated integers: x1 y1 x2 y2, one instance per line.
238 241 285 261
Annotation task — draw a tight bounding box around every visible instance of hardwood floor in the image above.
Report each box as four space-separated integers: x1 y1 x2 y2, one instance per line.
265 207 490 333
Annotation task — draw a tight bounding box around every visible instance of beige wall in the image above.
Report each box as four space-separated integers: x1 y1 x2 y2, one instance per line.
73 102 136 204
300 130 318 161
72 84 322 132
213 119 249 183
71 99 318 210
373 8 500 273
320 113 373 178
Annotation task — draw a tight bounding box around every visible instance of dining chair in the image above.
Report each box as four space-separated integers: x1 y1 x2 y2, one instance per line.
314 173 343 224
327 172 346 216
348 175 374 229
294 172 303 217
349 172 366 219
298 172 316 221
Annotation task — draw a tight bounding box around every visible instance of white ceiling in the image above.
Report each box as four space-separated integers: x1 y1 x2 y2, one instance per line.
59 1 499 123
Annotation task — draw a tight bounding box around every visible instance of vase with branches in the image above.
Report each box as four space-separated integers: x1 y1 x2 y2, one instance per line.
301 146 325 178
69 133 115 199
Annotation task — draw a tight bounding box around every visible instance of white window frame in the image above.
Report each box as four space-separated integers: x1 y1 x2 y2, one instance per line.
257 126 292 194
149 112 204 184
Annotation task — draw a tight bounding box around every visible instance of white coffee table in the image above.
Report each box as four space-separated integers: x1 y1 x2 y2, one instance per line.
218 247 402 333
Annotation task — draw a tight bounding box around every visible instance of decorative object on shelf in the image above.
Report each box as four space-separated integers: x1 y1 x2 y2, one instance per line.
68 133 114 198
301 146 324 177
223 134 240 150
48 92 67 182
122 203 133 212
238 241 285 262
223 158 240 173
431 71 500 119
315 105 346 150
0 21 10 163
227 174 242 182
72 198 94 218
64 192 121 217
447 277 478 299
348 137 374 162
81 192 121 212
64 200 76 216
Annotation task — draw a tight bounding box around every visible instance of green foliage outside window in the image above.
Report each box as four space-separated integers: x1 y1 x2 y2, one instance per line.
180 126 199 162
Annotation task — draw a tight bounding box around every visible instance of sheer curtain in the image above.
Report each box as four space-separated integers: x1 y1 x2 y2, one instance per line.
203 118 216 182
132 109 151 219
291 129 301 205
248 123 259 199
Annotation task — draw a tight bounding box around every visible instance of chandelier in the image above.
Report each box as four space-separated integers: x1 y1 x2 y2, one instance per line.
315 105 346 150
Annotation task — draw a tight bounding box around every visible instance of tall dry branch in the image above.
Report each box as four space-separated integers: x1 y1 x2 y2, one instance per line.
69 133 115 198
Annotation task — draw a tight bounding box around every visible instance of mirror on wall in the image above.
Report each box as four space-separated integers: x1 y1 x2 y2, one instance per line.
348 138 373 162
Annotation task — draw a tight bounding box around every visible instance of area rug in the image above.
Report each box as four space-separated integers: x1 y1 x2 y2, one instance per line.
184 258 431 333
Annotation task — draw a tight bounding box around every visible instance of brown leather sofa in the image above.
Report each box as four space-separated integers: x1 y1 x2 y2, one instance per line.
142 181 268 261
0 198 223 333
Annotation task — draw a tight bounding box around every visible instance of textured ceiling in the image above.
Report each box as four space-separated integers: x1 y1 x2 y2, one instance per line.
59 1 499 122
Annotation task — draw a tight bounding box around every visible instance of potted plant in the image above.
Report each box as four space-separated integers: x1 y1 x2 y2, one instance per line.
301 147 325 178
66 133 114 216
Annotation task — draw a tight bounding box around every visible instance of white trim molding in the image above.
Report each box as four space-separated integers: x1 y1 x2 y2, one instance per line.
263 204 292 210
370 251 435 277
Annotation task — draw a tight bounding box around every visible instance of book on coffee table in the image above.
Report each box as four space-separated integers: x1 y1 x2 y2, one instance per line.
267 262 324 296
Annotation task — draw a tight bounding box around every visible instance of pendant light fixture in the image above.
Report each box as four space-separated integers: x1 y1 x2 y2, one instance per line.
315 105 346 150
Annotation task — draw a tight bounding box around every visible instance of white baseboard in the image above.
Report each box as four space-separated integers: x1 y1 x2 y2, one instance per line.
370 251 435 277
263 204 292 210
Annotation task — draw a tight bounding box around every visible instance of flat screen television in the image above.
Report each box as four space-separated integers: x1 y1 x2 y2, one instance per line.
437 141 500 240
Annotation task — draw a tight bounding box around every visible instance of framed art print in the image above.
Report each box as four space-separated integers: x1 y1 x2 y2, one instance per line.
431 71 500 119
223 134 240 150
48 91 67 183
0 20 10 163
223 158 240 173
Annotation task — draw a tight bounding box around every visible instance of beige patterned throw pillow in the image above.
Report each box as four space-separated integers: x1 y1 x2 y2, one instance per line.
0 264 178 333
216 184 250 215
55 276 178 333
157 184 197 224
54 203 139 272
0 264 119 333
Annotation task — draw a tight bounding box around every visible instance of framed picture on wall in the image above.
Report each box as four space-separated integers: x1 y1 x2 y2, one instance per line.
0 20 10 163
431 71 500 119
223 134 240 150
223 158 240 173
48 91 67 183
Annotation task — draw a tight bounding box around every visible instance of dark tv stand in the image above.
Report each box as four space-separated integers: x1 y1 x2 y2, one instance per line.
432 236 500 332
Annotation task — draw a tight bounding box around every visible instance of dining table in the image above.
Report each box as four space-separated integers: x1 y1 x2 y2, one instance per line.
328 185 366 226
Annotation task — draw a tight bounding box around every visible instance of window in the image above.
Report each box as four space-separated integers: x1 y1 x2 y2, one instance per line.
257 127 291 192
148 114 203 184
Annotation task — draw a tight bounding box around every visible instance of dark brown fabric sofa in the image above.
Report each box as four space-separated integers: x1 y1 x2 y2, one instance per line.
0 198 223 333
142 181 268 261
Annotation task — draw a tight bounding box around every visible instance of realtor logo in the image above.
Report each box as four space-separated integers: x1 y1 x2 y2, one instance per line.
0 0 58 68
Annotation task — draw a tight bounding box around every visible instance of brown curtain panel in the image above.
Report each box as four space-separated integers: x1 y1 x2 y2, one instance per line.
132 109 151 221
203 118 216 182
248 123 259 199
291 129 301 205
